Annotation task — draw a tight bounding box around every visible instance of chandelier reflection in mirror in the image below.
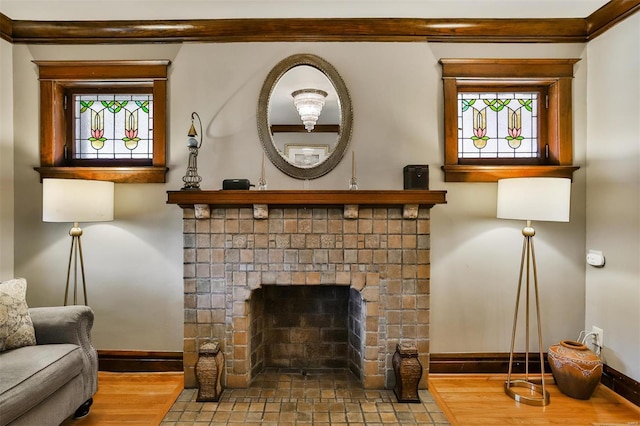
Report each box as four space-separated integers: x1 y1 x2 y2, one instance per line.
292 89 328 132
182 112 204 190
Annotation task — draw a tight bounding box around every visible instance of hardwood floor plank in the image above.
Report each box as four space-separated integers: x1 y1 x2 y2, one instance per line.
61 372 183 426
429 374 640 426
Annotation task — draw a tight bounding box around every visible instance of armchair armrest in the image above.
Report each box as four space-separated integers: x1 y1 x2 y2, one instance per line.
29 305 94 346
28 306 98 396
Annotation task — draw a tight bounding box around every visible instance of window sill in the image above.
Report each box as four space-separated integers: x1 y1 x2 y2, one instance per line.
442 165 579 182
35 166 168 183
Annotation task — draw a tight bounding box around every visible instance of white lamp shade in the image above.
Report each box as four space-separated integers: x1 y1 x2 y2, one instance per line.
497 177 571 222
43 179 114 223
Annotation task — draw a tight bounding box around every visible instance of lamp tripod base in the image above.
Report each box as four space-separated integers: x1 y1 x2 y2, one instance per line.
504 379 550 406
504 221 550 406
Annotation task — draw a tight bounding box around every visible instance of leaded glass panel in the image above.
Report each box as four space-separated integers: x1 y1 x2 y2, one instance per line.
74 94 153 160
457 92 538 159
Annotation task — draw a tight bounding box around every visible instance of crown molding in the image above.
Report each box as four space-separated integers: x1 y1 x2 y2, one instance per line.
586 0 640 39
0 13 12 43
4 17 587 44
0 1 638 44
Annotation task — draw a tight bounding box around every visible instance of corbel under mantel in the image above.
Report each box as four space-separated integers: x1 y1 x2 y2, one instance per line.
166 189 447 219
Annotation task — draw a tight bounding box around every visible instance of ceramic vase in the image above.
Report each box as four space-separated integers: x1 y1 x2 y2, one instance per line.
548 340 602 400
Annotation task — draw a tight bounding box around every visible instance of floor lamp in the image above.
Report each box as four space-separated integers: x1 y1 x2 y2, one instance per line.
43 179 114 306
497 177 571 406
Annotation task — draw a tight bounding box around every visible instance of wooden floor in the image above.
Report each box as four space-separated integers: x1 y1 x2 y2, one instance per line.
61 372 183 426
60 372 640 425
429 374 640 426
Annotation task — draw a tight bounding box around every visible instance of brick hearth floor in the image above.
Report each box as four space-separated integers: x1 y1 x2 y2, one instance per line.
161 368 450 425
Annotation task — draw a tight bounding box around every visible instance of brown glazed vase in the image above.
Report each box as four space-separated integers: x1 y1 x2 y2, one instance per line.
548 340 602 400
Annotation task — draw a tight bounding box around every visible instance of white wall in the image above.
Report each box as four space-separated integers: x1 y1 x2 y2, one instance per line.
9 41 589 357
12 44 185 350
429 44 588 355
0 38 14 281
586 14 640 382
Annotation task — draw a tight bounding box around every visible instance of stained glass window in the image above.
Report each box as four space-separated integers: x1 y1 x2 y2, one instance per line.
458 92 538 159
440 58 578 182
74 94 154 160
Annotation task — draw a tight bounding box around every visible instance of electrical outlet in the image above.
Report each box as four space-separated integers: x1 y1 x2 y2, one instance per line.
592 326 604 348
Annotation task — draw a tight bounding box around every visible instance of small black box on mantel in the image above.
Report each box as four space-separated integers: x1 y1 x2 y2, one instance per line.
222 179 253 190
403 165 429 190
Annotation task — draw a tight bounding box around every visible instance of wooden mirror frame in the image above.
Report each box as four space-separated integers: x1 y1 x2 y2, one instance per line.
257 53 353 180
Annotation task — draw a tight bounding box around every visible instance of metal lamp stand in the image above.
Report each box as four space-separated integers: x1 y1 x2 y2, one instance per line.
64 222 88 306
504 220 550 406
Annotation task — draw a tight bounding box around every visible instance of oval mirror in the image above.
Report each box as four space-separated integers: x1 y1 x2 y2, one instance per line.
258 54 353 179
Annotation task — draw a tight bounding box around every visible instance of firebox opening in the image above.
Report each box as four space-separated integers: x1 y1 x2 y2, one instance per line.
249 285 365 384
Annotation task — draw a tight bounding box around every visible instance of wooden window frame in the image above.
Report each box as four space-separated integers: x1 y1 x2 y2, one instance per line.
34 60 170 183
440 58 580 182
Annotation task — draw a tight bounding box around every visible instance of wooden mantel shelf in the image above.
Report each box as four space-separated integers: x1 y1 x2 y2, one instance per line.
167 189 447 208
167 189 447 219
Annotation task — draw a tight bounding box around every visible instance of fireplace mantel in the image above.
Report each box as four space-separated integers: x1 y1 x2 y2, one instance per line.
167 189 446 219
167 189 447 208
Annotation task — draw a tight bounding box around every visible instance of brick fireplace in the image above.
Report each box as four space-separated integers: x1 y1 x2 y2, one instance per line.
168 190 446 390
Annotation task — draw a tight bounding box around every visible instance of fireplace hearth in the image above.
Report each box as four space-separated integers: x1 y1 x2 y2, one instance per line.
168 190 446 390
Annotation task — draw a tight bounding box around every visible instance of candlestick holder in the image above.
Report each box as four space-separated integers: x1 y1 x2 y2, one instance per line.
349 176 358 190
257 177 268 191
349 151 358 190
258 153 268 190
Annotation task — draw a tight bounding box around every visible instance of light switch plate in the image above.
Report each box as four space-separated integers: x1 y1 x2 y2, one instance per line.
587 250 605 267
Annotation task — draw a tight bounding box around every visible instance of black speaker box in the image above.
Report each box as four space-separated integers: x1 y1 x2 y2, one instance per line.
403 165 429 190
222 179 253 190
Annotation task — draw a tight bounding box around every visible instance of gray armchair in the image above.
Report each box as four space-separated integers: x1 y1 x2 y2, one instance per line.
0 306 98 426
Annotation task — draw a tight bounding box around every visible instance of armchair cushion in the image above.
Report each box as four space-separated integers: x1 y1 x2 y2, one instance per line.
0 344 83 422
0 278 36 352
